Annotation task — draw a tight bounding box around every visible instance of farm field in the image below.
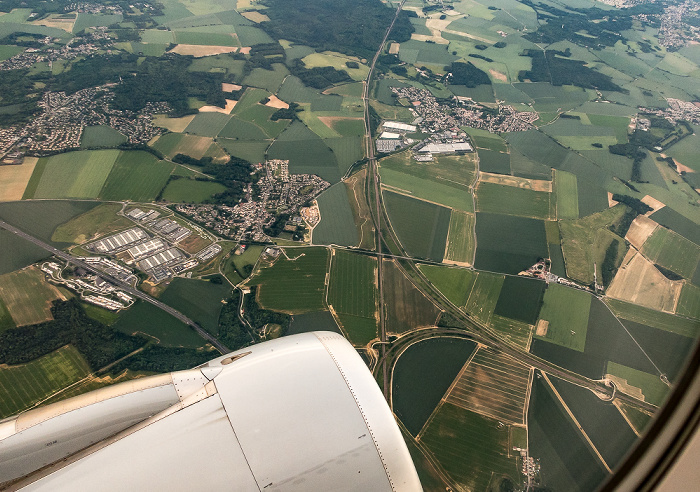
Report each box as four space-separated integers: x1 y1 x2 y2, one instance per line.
51 202 132 245
606 252 681 313
383 191 451 262
383 259 441 333
641 226 700 279
392 337 476 436
379 151 476 188
477 149 511 174
418 265 476 307
160 278 231 335
493 276 546 325
606 362 670 407
151 133 214 159
312 183 359 247
559 205 628 285
0 157 37 202
161 178 226 203
555 170 579 219
27 150 119 199
217 139 269 164
677 283 700 319
625 215 658 251
302 51 369 81
528 376 609 492
0 345 90 419
183 112 231 137
474 212 548 275
650 207 700 246
0 200 98 245
490 314 533 350
476 182 551 220
327 250 377 319
0 231 49 275
421 403 521 492
246 247 329 314
267 122 340 183
380 168 473 212
443 210 475 265
345 169 374 250
535 284 592 352
550 377 638 471
464 271 505 324
0 296 14 332
113 301 206 348
223 245 264 285
0 266 66 326
607 296 700 341
287 310 341 336
80 125 126 148
335 313 377 346
446 346 531 425
99 151 174 202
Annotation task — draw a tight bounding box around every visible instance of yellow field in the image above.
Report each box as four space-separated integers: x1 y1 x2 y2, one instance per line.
266 95 289 109
31 14 75 32
445 346 531 425
0 157 37 201
199 99 237 114
172 135 214 159
241 11 269 22
625 215 658 250
0 266 67 327
606 252 681 312
479 172 552 192
152 114 196 133
170 44 239 57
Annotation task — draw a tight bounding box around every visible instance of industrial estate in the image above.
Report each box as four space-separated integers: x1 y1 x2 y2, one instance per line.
1 0 700 489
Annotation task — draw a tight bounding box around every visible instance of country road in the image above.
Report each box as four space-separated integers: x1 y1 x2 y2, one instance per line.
0 219 230 354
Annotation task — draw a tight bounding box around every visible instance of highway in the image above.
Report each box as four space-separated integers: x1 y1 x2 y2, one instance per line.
0 219 231 354
362 0 407 398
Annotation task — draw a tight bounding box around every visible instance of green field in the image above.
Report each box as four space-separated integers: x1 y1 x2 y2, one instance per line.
28 150 120 199
0 345 90 419
606 299 700 339
183 112 231 137
0 296 15 332
641 226 700 279
242 63 289 92
559 205 628 285
381 168 473 212
223 245 264 285
606 362 669 407
444 211 475 265
0 266 67 327
160 278 231 335
218 116 270 140
476 182 551 219
419 265 476 307
312 183 359 247
384 191 451 262
174 30 238 46
0 200 98 245
535 284 592 352
677 283 700 319
555 170 579 219
235 103 290 138
464 271 505 324
51 202 132 244
379 151 476 188
421 403 520 492
80 125 127 148
113 301 206 348
327 250 377 318
490 314 532 349
336 313 377 346
100 151 174 202
161 178 226 203
218 139 269 164
246 247 330 314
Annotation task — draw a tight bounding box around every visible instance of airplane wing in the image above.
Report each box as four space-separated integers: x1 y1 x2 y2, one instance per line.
0 332 421 491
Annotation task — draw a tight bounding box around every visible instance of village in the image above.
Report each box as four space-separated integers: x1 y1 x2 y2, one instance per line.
174 159 329 242
0 85 169 157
